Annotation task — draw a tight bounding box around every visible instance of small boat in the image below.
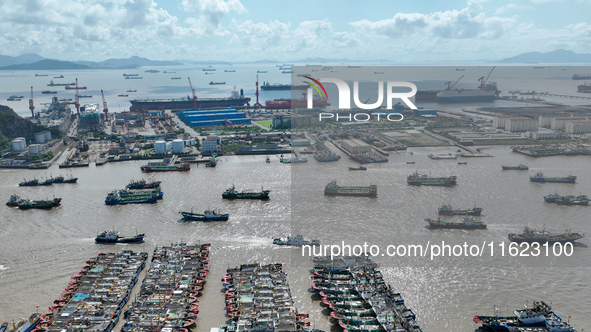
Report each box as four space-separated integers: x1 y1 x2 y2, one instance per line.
18 197 62 210
118 94 129 97
1 322 7 332
95 230 145 243
222 185 270 199
530 172 576 183
257 70 267 73
508 227 584 244
457 162 467 165
78 95 92 98
6 194 23 207
6 95 23 101
209 81 226 85
502 164 528 170
266 156 270 163
41 90 58 94
126 179 161 189
273 235 320 246
171 77 181 80
54 75 64 78
349 166 367 171
438 205 483 216
406 161 415 164
180 209 229 221
126 89 137 92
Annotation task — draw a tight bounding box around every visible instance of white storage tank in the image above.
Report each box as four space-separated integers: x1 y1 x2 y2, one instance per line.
165 141 172 152
11 139 23 151
35 132 46 144
172 139 184 153
29 144 40 154
42 130 52 141
19 137 27 149
154 140 167 154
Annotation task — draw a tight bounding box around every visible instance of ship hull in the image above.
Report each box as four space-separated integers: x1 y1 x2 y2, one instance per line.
427 222 486 229
530 178 576 183
438 209 482 216
324 191 377 197
222 193 270 199
129 97 251 111
95 235 145 243
181 212 229 221
436 89 496 102
508 235 582 244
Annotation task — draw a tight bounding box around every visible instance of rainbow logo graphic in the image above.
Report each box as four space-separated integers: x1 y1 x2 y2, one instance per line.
303 76 328 100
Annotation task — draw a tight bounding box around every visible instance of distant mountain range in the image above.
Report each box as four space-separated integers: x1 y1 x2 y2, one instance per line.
499 49 591 64
0 54 184 70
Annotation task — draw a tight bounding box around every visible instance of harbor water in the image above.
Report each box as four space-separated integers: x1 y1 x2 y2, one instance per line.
1 147 591 331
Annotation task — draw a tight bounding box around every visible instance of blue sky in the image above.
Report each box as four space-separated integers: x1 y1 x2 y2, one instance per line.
0 0 589 62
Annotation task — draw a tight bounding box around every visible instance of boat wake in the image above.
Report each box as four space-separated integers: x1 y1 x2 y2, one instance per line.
0 264 9 270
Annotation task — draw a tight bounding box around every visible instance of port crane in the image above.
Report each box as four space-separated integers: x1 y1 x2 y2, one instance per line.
74 78 80 115
445 75 464 90
28 86 35 117
254 75 262 107
188 77 197 110
101 90 109 123
478 66 497 90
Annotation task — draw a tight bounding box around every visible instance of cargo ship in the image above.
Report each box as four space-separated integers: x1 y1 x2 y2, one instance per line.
209 81 226 85
425 217 487 229
105 189 163 205
140 161 190 172
95 230 145 243
508 227 584 244
180 209 229 221
18 197 62 210
529 172 576 183
129 92 251 111
436 88 497 102
437 205 482 216
47 80 74 86
407 172 457 186
502 164 529 170
554 195 589 206
578 83 591 93
473 301 553 330
126 178 162 189
313 150 341 162
572 74 591 80
222 185 270 199
260 83 307 90
265 98 328 109
324 180 377 197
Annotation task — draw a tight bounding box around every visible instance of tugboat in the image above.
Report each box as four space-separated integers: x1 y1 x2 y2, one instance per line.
19 178 39 186
95 230 145 243
438 205 483 216
425 217 487 229
6 194 23 207
508 227 584 244
529 172 576 183
273 235 320 246
222 185 270 199
407 172 457 186
502 164 529 170
348 166 367 171
180 209 229 221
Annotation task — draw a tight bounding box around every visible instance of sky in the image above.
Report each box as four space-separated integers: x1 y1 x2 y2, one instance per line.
0 0 589 63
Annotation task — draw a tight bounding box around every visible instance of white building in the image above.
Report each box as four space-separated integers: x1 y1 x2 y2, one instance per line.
530 131 571 140
550 117 589 130
565 121 591 134
341 139 372 154
505 118 538 132
201 135 221 154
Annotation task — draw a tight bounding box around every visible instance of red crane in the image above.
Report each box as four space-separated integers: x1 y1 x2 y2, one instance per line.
478 66 497 90
254 75 262 107
445 75 464 90
188 77 197 110
101 90 109 122
28 86 35 118
74 78 80 115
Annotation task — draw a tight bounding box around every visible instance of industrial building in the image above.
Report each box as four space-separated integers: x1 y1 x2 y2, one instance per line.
566 121 591 134
341 139 372 154
505 118 539 132
201 135 221 154
177 108 251 127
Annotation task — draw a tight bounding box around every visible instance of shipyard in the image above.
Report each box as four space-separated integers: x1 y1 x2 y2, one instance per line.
1 63 591 332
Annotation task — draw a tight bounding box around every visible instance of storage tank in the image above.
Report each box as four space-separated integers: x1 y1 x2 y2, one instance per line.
42 130 52 141
165 141 172 152
29 144 40 154
154 140 167 154
11 139 23 151
172 139 184 153
19 137 27 149
35 132 46 144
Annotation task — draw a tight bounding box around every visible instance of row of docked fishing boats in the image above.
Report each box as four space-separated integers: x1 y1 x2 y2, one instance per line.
473 300 576 331
121 243 210 332
544 193 589 206
6 194 62 210
220 262 311 330
310 255 423 332
18 175 78 186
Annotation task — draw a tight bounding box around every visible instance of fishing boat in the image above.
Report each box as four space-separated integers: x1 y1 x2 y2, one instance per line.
508 227 584 244
438 205 483 216
266 156 270 163
502 164 529 170
457 162 468 165
273 235 320 246
126 178 162 189
140 161 190 172
473 301 552 330
529 172 576 183
222 185 270 199
425 217 487 229
544 193 562 202
18 178 39 186
95 230 145 243
349 166 367 171
0 322 7 332
7 95 23 101
180 209 229 221
6 194 23 207
555 195 589 206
